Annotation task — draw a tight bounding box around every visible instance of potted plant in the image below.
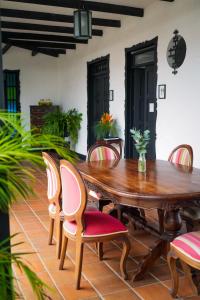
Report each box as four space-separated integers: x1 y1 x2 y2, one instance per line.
65 109 83 149
130 128 150 172
42 108 82 149
94 113 119 140
0 112 74 299
42 107 68 138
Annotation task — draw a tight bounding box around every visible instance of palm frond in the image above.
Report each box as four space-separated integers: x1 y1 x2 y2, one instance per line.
0 235 52 300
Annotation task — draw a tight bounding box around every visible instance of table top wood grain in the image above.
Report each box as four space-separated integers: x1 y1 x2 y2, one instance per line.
77 159 200 209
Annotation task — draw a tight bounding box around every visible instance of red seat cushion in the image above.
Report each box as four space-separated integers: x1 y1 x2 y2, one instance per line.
172 231 200 262
63 211 128 237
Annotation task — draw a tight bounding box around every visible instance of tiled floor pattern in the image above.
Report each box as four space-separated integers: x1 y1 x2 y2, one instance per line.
10 168 200 300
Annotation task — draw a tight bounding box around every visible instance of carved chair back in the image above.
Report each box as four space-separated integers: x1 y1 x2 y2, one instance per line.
60 160 87 235
87 143 120 162
168 144 193 167
42 152 61 211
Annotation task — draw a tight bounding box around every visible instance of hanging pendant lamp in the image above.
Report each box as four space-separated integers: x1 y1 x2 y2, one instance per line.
74 1 92 40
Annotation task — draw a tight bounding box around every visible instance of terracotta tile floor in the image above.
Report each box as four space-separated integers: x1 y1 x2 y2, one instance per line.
10 168 200 300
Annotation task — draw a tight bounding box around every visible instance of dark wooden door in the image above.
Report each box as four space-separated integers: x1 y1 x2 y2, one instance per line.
125 38 157 159
87 55 109 148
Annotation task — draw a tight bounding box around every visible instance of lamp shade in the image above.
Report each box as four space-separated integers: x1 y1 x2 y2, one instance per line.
74 9 92 40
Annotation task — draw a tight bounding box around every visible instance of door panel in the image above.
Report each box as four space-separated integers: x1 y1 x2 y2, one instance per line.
87 56 109 149
125 39 157 159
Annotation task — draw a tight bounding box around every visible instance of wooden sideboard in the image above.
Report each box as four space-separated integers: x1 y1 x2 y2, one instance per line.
30 105 59 132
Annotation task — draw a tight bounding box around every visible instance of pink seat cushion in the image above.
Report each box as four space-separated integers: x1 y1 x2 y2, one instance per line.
63 211 128 237
172 231 200 262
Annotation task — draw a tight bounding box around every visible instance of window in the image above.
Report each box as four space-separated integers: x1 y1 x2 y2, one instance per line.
4 70 21 112
134 50 155 66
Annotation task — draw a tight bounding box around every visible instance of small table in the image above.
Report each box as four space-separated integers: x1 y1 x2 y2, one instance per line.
77 159 200 281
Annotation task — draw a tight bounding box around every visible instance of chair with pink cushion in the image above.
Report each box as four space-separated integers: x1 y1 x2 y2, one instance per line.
87 143 120 212
42 152 63 259
168 144 200 232
168 144 193 167
59 160 130 290
168 231 200 298
153 145 194 234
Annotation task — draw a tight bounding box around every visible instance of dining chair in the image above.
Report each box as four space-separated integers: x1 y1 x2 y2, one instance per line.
42 152 63 259
59 160 130 289
154 144 194 233
169 145 200 232
168 144 193 167
167 231 200 298
87 143 120 213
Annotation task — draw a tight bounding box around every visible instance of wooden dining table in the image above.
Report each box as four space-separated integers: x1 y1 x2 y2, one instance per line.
76 159 200 281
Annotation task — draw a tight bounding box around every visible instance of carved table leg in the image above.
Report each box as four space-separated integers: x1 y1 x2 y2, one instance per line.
132 239 165 281
163 209 182 242
132 208 182 282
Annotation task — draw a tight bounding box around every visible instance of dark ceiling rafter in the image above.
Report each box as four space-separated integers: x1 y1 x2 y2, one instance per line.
5 41 66 57
4 0 144 17
2 38 77 49
2 31 88 44
1 8 121 28
1 21 103 37
2 43 12 54
6 41 66 57
161 0 174 2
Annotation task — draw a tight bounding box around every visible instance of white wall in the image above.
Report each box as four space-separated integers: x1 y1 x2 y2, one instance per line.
57 0 200 167
3 47 59 129
3 0 200 167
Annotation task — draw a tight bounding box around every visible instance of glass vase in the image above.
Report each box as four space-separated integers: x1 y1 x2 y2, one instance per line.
138 153 146 173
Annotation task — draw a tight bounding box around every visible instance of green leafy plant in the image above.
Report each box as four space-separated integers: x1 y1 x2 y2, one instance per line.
42 108 82 145
130 128 150 154
0 234 52 300
94 113 119 140
65 109 82 145
0 112 75 299
42 107 67 138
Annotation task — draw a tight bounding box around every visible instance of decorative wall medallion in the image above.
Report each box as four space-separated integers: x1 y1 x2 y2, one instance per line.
167 30 187 75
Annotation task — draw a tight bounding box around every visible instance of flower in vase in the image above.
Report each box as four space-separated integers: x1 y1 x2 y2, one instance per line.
94 113 119 140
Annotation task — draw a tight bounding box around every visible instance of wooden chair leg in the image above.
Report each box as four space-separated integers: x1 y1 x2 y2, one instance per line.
75 241 84 290
59 235 68 270
97 242 104 261
120 236 131 280
157 209 164 234
167 249 179 298
48 218 55 245
56 219 63 259
180 261 198 295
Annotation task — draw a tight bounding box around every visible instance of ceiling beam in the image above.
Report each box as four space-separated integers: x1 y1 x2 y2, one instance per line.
1 8 121 28
9 41 66 57
2 43 12 54
1 21 103 37
2 31 88 44
2 38 77 49
161 0 174 2
31 49 38 56
4 0 144 17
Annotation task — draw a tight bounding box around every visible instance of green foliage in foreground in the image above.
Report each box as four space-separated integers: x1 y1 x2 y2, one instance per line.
0 112 76 212
0 234 52 300
0 112 76 299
